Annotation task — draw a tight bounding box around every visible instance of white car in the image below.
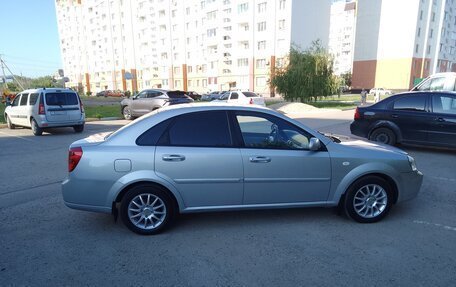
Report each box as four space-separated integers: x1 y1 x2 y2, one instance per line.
214 91 265 106
369 88 392 96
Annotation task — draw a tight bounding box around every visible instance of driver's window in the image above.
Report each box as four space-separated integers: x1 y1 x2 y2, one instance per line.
137 91 147 99
12 94 21 107
235 112 311 150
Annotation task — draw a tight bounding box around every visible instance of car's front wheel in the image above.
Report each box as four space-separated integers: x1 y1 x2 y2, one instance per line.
344 176 393 223
31 119 43 136
6 115 15 129
122 106 133 120
369 127 396 145
120 184 174 235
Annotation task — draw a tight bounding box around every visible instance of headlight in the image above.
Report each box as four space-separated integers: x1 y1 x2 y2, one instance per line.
407 155 417 172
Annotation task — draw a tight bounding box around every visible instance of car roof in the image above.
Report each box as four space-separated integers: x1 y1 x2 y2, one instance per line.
18 88 77 93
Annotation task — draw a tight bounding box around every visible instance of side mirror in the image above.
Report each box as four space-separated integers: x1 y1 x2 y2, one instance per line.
309 137 321 151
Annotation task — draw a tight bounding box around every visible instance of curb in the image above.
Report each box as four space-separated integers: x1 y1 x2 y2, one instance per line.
0 117 124 129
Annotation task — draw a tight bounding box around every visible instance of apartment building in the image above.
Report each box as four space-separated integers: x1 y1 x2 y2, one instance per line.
352 0 456 91
55 0 331 95
328 0 356 76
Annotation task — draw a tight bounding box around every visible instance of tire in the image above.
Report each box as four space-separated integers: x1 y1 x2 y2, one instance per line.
6 115 15 129
122 106 133 120
73 124 84 133
369 127 396 145
344 176 393 223
31 119 43 136
120 184 175 235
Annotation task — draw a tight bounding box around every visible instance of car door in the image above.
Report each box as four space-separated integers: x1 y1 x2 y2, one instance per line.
429 93 456 147
390 94 431 143
16 93 30 126
155 110 244 208
233 111 331 205
7 94 22 125
130 91 149 116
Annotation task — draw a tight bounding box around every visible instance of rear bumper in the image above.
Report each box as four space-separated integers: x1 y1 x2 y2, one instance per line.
62 178 111 213
37 115 85 128
350 121 370 138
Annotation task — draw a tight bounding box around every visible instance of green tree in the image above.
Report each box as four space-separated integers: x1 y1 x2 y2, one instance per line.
30 76 59 88
341 72 352 87
271 40 339 102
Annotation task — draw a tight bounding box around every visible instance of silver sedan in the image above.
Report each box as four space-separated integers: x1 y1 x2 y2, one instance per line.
62 104 423 235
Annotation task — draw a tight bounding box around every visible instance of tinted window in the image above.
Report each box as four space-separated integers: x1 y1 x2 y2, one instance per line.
147 91 160 98
167 91 188 98
235 112 312 150
161 111 232 147
12 95 21 107
393 95 426 111
243 92 259 98
45 92 78 106
136 119 172 146
29 93 39 105
20 93 28 106
231 92 239 99
430 77 446 91
432 94 456 114
136 91 147 99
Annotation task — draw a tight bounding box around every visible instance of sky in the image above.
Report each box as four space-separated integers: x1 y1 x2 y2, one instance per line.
0 0 62 78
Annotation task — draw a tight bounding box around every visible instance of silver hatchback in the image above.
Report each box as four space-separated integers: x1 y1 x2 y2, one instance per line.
62 104 423 235
4 88 85 135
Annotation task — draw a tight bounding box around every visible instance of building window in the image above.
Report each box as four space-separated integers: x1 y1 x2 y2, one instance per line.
238 3 248 13
238 58 249 66
174 67 181 74
279 0 286 10
427 45 431 54
162 79 168 86
257 40 266 50
278 19 285 30
420 10 423 20
258 2 266 13
257 22 266 32
188 66 193 73
186 7 190 15
415 44 419 53
430 29 433 38
207 28 216 37
256 59 267 68
256 77 267 86
417 27 421 37
207 10 217 20
432 12 436 22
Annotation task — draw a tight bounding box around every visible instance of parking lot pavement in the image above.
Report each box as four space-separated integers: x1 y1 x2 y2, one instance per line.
1 113 456 286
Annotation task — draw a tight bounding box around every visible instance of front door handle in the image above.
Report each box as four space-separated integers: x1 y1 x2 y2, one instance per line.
436 117 445 122
162 154 186 162
249 156 271 163
391 114 399 118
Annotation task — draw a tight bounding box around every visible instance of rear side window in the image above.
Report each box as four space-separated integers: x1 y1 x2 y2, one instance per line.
231 93 239 99
136 119 172 146
29 93 39 105
432 94 456 114
160 111 232 147
243 92 259 98
45 92 78 106
167 91 188 98
20 94 28 106
393 95 426 111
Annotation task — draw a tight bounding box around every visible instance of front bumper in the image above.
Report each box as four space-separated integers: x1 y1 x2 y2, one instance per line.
397 170 424 202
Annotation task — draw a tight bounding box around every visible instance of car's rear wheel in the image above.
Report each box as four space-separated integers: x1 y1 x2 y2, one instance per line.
344 176 393 223
31 119 43 136
73 124 84 133
120 184 174 235
369 127 396 145
6 115 15 129
122 106 133 120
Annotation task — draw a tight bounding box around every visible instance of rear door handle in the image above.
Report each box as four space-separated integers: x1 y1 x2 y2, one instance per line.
162 154 186 161
249 156 271 163
391 114 399 118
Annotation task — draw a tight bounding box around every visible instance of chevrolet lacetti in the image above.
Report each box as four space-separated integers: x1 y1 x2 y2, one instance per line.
62 104 423 235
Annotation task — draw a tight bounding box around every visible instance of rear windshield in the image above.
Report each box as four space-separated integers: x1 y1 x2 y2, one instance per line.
45 92 79 106
167 91 188 98
243 92 260 97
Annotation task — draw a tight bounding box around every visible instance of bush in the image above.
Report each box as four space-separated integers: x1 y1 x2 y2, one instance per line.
86 91 92 97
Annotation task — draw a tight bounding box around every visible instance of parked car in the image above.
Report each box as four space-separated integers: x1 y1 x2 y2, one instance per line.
120 89 193 120
201 91 226 101
96 90 125 97
369 87 392 96
4 88 85 136
62 103 422 235
186 91 201 101
214 90 266 106
350 91 456 148
412 72 456 92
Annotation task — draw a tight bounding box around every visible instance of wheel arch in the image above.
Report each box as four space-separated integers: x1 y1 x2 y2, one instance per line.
368 120 402 143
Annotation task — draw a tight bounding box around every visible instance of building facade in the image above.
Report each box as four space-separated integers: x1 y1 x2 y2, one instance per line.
328 0 357 76
352 0 456 91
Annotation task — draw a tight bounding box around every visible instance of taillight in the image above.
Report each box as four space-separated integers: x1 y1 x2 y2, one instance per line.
80 101 85 113
354 107 361 120
249 98 254 104
39 103 45 115
68 147 83 172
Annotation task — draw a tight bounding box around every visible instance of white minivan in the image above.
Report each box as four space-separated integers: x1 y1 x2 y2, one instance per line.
4 88 85 136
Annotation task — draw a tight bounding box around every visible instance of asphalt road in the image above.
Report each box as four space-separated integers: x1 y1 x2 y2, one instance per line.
1 110 455 286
